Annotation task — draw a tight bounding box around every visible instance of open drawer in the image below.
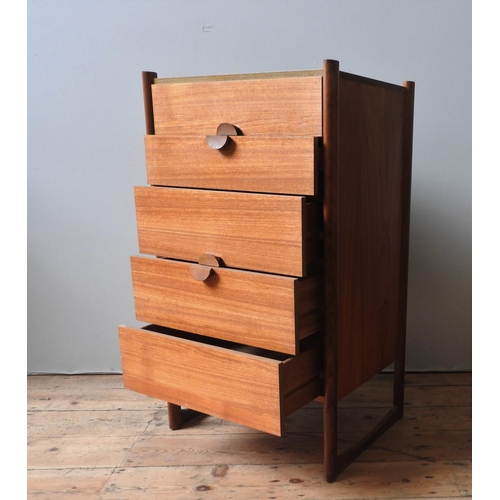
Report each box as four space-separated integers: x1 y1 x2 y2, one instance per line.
131 256 322 355
134 186 322 277
118 324 323 436
144 135 320 195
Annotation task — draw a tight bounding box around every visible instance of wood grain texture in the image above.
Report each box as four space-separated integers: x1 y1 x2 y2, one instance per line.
321 63 411 482
294 275 323 340
118 325 322 436
116 64 417 485
92 462 463 500
324 68 411 475
28 409 157 438
144 135 319 195
336 73 407 400
151 76 322 136
28 468 114 499
134 186 321 277
28 436 137 469
131 256 322 354
27 387 165 412
140 398 470 438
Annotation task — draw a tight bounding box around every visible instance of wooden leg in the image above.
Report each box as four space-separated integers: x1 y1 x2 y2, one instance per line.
393 353 406 419
167 403 205 430
322 57 341 484
393 80 414 419
323 387 338 482
167 403 183 430
325 375 405 481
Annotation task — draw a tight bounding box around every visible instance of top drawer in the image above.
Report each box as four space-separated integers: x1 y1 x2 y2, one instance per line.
151 76 323 136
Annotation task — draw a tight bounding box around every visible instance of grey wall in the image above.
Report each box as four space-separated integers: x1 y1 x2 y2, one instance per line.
27 0 471 373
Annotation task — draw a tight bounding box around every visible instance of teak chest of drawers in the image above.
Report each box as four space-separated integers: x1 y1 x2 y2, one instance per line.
118 60 415 481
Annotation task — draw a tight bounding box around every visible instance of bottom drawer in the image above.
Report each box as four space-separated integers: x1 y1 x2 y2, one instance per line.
118 324 323 436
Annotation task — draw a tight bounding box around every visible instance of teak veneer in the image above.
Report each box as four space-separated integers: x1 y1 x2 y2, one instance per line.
130 256 322 355
134 186 321 277
151 75 323 136
118 60 415 482
145 135 320 195
119 326 322 436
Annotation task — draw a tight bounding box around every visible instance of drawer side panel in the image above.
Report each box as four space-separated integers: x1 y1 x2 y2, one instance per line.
336 73 406 398
295 276 323 340
280 342 323 417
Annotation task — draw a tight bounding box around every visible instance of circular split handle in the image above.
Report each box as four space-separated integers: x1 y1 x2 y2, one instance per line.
189 265 213 281
189 253 224 281
206 123 239 150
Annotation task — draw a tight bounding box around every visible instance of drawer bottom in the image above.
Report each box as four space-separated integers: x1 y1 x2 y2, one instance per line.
118 325 323 436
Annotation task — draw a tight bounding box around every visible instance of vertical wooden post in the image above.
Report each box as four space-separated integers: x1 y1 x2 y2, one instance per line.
393 81 415 417
322 59 340 483
143 70 184 431
142 71 157 136
167 403 184 430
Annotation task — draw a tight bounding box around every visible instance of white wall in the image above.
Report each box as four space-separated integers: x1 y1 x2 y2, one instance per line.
27 0 471 373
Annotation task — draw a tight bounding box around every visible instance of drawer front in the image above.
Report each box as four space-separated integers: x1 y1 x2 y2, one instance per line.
135 186 322 277
131 256 322 355
151 76 322 136
118 325 322 436
145 136 320 195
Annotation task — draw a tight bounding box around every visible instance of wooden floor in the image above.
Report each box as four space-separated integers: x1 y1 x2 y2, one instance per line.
27 372 471 499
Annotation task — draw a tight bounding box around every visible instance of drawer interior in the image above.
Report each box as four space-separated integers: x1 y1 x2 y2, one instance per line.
142 324 293 360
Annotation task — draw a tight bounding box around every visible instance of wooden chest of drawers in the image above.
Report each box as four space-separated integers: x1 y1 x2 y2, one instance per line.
118 60 415 481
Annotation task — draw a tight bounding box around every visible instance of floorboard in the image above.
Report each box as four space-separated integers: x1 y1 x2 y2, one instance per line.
27 372 472 499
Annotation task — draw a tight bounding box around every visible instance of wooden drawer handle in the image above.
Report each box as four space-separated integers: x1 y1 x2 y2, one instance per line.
189 264 213 281
189 253 223 281
198 253 223 267
206 123 239 150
